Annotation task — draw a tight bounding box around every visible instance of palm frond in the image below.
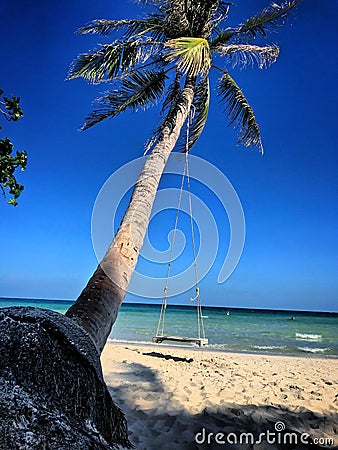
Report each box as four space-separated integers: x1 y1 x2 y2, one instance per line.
82 70 167 130
77 15 167 40
125 14 167 40
218 2 236 16
216 44 280 69
228 0 300 41
210 30 234 48
212 2 235 28
165 37 211 76
77 14 165 40
218 72 263 152
144 73 183 154
155 74 210 154
77 19 137 35
68 39 160 83
184 76 210 151
137 0 165 5
161 73 182 114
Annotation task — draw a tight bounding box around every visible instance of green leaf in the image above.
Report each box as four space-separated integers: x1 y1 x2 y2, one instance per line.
0 89 26 206
164 37 211 76
1 95 23 122
8 198 18 206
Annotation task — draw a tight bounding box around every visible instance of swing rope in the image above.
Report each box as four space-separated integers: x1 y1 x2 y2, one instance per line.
155 109 206 341
186 152 206 340
156 160 185 337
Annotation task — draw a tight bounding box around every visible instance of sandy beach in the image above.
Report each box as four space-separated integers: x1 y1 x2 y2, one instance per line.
101 342 337 449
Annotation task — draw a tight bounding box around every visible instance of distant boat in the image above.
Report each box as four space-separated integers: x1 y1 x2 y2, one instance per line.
226 311 230 316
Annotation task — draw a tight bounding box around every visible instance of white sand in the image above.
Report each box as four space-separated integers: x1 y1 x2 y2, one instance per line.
101 342 338 449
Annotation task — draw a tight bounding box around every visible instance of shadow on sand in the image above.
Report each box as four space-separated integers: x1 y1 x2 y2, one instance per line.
142 351 194 363
106 360 336 450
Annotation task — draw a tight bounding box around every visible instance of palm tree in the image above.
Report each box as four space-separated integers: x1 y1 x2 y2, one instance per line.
66 0 300 353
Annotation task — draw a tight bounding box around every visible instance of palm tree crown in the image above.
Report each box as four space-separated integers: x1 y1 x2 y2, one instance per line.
69 0 299 154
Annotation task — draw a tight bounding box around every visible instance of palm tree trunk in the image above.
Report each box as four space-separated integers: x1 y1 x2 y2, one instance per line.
66 76 195 353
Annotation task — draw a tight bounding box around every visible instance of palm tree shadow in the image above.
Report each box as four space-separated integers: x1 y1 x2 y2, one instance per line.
105 361 335 450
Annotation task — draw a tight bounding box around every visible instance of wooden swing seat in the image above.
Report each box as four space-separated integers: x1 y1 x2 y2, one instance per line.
153 335 208 347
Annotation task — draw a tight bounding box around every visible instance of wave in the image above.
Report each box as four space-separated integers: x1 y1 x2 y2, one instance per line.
202 316 209 319
296 333 322 341
297 347 330 354
253 345 287 350
108 337 154 346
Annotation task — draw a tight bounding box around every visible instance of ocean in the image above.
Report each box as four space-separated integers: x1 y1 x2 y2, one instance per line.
1 298 337 358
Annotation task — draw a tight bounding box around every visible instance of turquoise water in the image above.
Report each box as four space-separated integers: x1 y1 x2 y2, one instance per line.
1 298 337 358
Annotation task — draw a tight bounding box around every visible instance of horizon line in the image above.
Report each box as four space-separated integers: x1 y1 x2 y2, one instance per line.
0 296 337 315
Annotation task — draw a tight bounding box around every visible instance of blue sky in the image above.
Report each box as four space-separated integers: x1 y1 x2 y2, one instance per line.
0 0 337 312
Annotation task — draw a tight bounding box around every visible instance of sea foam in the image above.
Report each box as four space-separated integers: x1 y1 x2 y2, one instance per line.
297 347 330 354
295 333 322 341
253 345 286 350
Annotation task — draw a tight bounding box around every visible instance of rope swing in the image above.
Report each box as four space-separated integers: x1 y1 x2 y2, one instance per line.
153 110 208 347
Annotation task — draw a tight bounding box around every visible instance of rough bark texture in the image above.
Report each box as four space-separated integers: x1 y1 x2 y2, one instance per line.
0 307 133 449
66 77 195 353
